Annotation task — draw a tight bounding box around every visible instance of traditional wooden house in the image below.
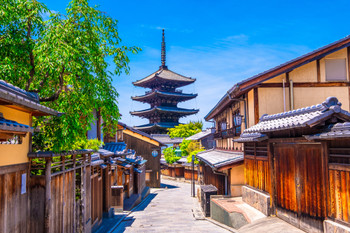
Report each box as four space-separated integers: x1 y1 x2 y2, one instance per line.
0 80 61 232
197 150 244 196
117 122 164 188
205 35 350 151
236 97 350 233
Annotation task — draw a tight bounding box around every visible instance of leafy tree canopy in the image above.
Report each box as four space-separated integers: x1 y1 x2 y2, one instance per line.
0 0 140 151
168 121 203 139
163 147 181 164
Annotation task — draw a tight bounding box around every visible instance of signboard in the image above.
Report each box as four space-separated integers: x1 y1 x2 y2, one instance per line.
152 150 158 157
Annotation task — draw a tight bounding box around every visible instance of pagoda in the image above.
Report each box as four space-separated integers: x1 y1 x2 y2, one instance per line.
130 29 199 134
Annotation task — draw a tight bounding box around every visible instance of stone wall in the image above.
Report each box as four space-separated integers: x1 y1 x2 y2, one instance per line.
242 186 270 216
324 220 350 233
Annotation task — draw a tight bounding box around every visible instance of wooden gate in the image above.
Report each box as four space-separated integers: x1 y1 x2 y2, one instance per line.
274 143 325 232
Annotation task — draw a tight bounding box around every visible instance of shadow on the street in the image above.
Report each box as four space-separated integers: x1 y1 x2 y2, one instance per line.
114 216 136 233
160 183 179 189
133 193 158 212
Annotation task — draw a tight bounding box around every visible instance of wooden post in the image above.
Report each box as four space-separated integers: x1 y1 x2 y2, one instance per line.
316 59 321 83
321 141 329 218
268 142 276 215
81 154 86 233
62 155 65 233
73 154 76 232
253 88 259 124
45 157 52 233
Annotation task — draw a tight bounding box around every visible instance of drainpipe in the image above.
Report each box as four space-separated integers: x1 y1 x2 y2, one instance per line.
290 80 294 110
213 170 228 195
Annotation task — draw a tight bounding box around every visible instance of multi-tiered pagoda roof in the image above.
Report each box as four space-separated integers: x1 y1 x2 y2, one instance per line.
130 30 199 134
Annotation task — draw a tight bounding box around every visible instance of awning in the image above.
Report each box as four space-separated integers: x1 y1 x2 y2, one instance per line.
197 149 243 170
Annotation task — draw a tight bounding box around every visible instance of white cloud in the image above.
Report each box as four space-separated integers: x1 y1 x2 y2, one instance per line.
114 35 311 128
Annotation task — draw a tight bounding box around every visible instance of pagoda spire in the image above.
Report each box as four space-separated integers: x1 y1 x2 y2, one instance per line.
160 29 167 69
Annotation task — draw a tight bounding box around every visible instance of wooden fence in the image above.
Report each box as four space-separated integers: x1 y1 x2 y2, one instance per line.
28 150 92 233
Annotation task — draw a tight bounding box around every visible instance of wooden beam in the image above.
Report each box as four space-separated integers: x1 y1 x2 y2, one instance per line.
317 59 321 83
268 142 276 215
259 82 350 88
254 88 259 124
44 158 52 233
321 141 329 219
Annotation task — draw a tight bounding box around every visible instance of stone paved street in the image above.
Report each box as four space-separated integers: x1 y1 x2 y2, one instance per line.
112 179 230 233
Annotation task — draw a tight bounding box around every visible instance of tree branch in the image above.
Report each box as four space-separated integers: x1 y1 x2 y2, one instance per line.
39 66 65 102
25 16 35 91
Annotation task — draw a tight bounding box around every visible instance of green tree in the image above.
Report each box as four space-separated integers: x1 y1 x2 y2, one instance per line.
168 121 203 139
0 0 139 151
163 147 181 164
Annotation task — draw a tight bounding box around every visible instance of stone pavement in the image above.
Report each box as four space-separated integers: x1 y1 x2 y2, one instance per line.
111 179 231 233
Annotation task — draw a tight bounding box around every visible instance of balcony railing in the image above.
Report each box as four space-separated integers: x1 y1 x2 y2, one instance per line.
214 127 241 139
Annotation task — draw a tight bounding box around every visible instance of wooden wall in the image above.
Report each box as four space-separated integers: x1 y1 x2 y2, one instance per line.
0 163 29 233
328 142 350 225
244 142 270 193
123 133 161 188
201 164 225 195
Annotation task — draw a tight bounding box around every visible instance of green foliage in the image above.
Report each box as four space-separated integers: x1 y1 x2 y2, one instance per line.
179 139 191 157
186 149 204 165
72 138 103 151
163 147 181 164
0 0 140 152
168 121 203 139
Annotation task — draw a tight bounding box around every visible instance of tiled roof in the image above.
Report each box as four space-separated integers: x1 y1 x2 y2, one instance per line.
306 122 350 140
132 90 197 101
151 134 183 144
0 113 33 133
0 79 61 116
118 121 165 146
237 97 350 142
245 97 350 134
133 68 195 86
130 106 199 116
134 122 179 131
234 133 267 143
197 149 243 169
186 128 214 140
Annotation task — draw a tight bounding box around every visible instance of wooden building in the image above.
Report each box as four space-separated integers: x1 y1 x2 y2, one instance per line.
130 29 198 134
186 128 215 150
0 80 61 232
117 122 164 188
205 35 350 152
236 97 350 233
197 149 244 196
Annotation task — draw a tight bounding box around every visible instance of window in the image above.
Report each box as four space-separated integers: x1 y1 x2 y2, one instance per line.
220 121 227 131
325 59 347 81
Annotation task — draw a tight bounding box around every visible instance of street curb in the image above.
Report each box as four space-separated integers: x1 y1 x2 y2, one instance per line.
107 190 153 233
205 217 239 233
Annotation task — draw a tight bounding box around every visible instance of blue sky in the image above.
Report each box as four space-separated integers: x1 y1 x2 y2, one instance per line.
43 0 350 128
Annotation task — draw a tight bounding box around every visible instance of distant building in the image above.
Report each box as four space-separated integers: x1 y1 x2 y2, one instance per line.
186 128 215 149
131 29 198 134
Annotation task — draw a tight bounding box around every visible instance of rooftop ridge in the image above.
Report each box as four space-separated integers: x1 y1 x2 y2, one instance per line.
259 96 341 122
